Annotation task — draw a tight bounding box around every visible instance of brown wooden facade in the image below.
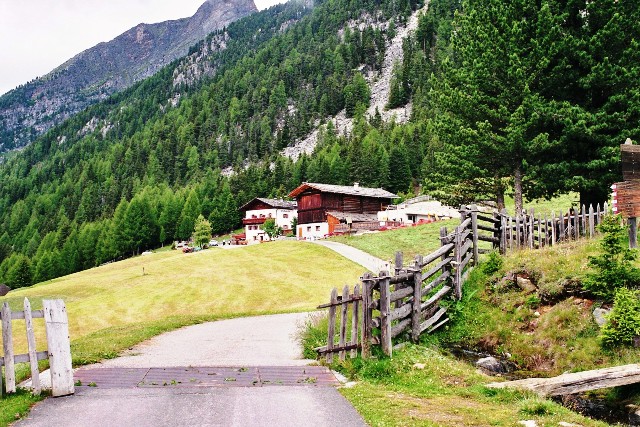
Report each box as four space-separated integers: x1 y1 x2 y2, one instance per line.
296 189 392 225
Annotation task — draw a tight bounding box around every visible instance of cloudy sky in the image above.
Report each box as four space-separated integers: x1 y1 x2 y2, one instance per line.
0 0 282 96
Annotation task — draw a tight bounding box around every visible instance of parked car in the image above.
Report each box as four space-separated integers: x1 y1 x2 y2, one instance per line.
182 246 193 253
208 239 219 247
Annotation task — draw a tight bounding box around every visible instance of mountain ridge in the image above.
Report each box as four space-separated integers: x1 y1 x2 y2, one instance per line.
0 0 257 153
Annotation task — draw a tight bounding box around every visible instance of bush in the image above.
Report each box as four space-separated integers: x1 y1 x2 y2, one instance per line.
600 287 640 348
481 251 503 275
583 214 640 301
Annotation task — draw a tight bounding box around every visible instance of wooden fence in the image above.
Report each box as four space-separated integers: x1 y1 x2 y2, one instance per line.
1 298 74 398
317 203 610 360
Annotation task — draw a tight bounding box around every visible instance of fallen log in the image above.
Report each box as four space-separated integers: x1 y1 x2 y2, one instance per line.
486 364 640 396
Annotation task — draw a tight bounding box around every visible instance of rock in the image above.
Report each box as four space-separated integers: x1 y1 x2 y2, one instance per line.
593 307 611 327
516 277 537 294
558 422 581 427
628 404 640 426
413 363 426 370
0 283 9 296
518 421 538 427
534 311 540 317
476 356 506 374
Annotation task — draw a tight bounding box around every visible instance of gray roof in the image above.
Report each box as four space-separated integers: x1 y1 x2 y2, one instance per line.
240 198 297 211
326 211 380 222
289 183 398 199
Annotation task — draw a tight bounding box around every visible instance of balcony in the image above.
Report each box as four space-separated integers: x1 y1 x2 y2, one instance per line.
243 217 267 225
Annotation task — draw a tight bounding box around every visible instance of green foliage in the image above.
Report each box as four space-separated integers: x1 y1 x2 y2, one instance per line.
262 218 281 239
600 288 640 348
193 215 212 248
481 251 503 275
6 255 32 289
343 72 371 118
583 215 640 301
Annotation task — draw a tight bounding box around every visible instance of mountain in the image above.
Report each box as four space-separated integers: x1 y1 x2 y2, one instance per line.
0 0 257 153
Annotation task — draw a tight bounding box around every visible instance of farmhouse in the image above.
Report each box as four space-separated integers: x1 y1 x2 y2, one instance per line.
240 198 297 243
289 182 398 240
378 195 460 225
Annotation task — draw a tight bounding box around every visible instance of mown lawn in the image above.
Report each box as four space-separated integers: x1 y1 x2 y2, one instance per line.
0 241 363 423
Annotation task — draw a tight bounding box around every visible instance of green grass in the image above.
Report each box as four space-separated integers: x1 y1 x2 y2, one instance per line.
0 241 363 424
330 219 459 261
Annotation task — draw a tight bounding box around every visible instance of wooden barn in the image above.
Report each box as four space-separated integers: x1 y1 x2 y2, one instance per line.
288 182 398 239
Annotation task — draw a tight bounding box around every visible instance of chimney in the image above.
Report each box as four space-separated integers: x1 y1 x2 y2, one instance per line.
353 182 359 188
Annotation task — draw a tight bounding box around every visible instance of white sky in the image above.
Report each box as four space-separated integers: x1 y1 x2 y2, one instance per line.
0 0 282 96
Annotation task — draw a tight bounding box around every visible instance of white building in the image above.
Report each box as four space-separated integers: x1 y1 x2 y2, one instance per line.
240 198 297 244
378 196 460 225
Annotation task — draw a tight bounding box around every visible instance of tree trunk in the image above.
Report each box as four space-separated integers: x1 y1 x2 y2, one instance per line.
494 176 506 211
514 163 524 214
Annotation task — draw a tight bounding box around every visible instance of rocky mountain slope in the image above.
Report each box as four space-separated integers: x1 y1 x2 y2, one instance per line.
0 0 256 153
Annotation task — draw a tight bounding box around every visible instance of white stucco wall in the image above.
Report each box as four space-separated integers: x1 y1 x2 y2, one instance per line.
297 222 329 240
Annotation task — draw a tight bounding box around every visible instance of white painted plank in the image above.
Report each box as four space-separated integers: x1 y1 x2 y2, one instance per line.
24 298 41 395
44 300 74 397
2 302 15 393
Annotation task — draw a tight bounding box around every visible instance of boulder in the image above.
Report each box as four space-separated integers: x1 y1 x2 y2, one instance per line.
593 307 611 327
628 404 640 426
516 277 537 294
0 283 9 296
476 356 506 374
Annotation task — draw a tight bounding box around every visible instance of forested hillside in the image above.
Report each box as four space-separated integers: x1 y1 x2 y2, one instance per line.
0 0 638 289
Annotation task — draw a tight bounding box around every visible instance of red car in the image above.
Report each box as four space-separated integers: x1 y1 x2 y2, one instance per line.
182 246 194 253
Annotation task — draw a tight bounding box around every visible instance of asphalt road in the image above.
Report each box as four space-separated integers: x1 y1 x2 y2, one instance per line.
15 313 368 427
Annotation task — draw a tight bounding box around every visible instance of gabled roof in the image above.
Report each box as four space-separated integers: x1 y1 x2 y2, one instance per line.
326 211 379 222
288 183 398 199
239 197 297 212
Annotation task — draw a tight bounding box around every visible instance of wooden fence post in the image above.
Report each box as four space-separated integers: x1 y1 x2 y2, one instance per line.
528 209 535 249
500 212 507 254
2 302 15 394
470 205 479 266
454 226 463 300
351 284 360 359
361 274 373 359
379 271 392 357
339 285 349 362
326 288 337 364
589 205 595 237
44 299 74 397
630 217 638 249
411 255 423 343
24 298 41 396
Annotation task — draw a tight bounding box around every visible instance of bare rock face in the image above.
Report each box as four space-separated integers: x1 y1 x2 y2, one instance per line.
476 356 507 374
0 283 9 296
593 307 611 327
0 0 257 153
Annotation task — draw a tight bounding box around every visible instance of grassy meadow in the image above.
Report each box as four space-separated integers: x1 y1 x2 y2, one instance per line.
1 241 363 364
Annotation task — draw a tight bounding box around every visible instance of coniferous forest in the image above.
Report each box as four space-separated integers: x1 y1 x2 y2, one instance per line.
0 0 638 288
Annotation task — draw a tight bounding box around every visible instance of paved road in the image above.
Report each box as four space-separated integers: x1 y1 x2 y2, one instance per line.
309 240 388 273
16 313 367 427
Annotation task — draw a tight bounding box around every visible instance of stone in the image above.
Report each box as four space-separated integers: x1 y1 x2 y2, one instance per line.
518 421 538 427
593 307 611 327
0 283 9 296
558 422 581 427
413 363 426 370
516 277 537 294
476 356 506 374
629 404 640 426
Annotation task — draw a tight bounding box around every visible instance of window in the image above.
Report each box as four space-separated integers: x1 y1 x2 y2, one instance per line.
283 213 289 218
316 226 321 231
307 226 311 232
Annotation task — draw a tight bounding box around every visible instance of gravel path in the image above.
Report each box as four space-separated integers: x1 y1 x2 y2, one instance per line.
91 312 315 368
310 240 388 273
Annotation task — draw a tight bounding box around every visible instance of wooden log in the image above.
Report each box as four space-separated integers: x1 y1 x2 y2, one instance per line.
379 271 392 357
508 216 513 250
421 286 452 312
537 214 543 248
24 298 41 396
544 214 549 247
551 211 557 245
423 270 451 295
411 256 423 343
476 213 499 223
351 284 360 359
390 286 414 303
11 310 44 320
486 364 640 397
529 209 535 249
391 318 411 339
581 205 587 237
361 274 373 358
630 217 638 248
390 302 412 322
388 272 413 284
317 294 363 309
559 210 566 242
420 307 447 333
2 302 15 394
477 224 496 233
597 203 602 226
440 227 451 280
394 252 403 275
326 288 337 364
470 205 479 266
12 352 48 364
500 212 507 254
339 285 349 362
458 251 474 273
316 343 361 354
478 234 500 244
515 215 521 249
589 205 595 238
421 256 454 283
420 243 455 268
454 226 463 300
459 217 472 231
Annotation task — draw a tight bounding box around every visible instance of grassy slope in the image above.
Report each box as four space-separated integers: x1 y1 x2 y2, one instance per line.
0 241 362 423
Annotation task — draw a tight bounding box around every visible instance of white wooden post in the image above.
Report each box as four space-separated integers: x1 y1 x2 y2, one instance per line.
24 298 41 395
2 302 15 394
44 300 74 397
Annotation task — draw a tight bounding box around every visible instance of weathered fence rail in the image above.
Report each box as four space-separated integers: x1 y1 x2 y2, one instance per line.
1 298 74 398
318 203 610 360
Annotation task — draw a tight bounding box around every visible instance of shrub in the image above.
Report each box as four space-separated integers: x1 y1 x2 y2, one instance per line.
600 287 640 348
481 251 503 275
583 214 640 301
